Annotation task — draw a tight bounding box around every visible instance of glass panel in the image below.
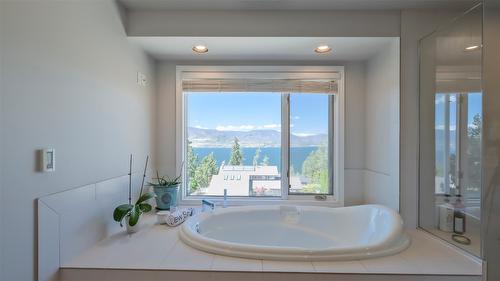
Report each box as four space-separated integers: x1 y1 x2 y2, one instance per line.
435 94 447 194
419 5 482 256
185 92 282 197
289 93 332 194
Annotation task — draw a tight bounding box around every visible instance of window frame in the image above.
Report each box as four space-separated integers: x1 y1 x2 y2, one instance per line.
435 92 467 196
175 65 345 207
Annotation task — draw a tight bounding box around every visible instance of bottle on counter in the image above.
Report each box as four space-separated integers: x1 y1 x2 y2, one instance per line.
438 194 454 232
453 195 466 234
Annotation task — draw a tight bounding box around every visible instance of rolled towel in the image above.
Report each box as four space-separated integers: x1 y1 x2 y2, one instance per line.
157 208 194 227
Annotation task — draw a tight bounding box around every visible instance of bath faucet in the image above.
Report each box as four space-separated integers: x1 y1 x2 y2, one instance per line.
223 188 228 208
202 199 215 212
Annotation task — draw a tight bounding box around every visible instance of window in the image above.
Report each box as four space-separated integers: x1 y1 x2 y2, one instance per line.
177 66 344 203
289 94 333 194
434 92 482 200
186 92 282 197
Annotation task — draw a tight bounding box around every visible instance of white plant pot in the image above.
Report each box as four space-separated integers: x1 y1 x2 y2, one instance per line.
125 216 141 234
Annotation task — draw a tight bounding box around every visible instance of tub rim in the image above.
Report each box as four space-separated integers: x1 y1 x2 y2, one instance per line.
179 204 410 261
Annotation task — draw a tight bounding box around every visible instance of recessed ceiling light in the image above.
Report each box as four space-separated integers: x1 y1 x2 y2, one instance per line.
464 45 481 51
192 45 208 53
315 45 332 53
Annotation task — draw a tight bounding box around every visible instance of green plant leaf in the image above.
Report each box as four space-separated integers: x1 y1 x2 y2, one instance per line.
138 203 152 212
136 191 155 204
128 206 141 226
113 204 133 225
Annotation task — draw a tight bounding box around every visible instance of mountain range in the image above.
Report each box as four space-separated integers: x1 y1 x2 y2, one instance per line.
188 127 327 148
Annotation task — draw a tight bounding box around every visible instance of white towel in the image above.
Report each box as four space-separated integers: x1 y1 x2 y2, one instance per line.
158 208 194 227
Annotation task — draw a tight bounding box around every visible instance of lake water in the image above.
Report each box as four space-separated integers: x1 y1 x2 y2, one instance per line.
192 147 317 172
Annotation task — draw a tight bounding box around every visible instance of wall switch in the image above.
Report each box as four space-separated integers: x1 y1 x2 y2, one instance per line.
137 72 147 86
41 149 55 172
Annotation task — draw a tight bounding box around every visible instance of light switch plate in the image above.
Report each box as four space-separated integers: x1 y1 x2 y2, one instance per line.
41 149 55 172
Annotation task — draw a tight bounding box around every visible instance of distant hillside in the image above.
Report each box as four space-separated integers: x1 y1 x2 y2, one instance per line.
188 127 327 148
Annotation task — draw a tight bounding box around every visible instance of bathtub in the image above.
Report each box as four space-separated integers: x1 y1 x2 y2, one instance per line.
179 204 410 261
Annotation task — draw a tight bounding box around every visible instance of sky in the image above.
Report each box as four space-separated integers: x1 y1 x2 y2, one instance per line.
187 92 329 136
187 91 482 135
435 92 482 130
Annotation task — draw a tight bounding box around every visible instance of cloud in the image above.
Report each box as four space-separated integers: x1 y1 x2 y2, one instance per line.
215 123 282 132
216 125 256 131
262 124 281 130
293 133 317 137
292 116 301 120
194 125 208 129
435 125 456 131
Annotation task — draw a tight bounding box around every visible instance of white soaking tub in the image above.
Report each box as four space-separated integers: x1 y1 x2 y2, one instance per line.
179 204 410 261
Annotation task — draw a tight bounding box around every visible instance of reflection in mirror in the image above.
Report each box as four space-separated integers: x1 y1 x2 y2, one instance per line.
419 4 482 256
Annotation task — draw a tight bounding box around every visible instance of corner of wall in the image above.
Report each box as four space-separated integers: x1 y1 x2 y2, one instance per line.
362 39 400 211
113 0 129 34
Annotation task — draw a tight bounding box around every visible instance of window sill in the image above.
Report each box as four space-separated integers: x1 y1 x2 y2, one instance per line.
179 196 343 207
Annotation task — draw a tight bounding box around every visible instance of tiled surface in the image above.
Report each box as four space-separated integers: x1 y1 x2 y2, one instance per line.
38 201 61 281
312 260 366 273
61 269 482 281
38 173 148 281
212 256 263 272
262 260 314 272
63 216 482 276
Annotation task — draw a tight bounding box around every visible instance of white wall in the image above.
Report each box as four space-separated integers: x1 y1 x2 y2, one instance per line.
156 60 366 206
0 1 156 281
126 10 401 37
343 62 367 206
399 9 469 228
363 39 400 210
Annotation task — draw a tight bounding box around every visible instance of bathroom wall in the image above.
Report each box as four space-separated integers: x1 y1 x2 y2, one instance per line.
155 60 367 206
363 39 400 210
0 1 156 281
125 6 474 227
399 8 475 228
126 10 401 37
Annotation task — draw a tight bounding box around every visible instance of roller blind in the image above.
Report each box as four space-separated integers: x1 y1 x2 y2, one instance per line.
182 79 338 94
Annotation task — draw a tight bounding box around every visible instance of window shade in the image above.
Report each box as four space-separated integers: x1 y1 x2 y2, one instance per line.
182 79 338 94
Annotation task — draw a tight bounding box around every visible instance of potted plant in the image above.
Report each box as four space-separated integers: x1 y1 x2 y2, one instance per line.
148 170 181 210
113 155 155 234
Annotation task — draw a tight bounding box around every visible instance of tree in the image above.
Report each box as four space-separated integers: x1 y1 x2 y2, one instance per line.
253 147 261 166
187 140 200 191
468 113 481 138
204 152 218 175
301 146 328 193
187 140 198 180
229 137 244 165
466 113 482 194
261 155 270 166
194 153 218 188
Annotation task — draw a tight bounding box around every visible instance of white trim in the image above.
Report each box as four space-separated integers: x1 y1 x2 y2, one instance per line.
175 65 345 207
281 94 290 200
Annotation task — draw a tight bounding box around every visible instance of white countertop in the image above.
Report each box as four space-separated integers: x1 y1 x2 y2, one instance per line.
63 214 482 275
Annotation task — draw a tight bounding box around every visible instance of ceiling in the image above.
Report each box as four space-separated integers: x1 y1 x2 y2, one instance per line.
129 37 396 61
118 0 475 10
